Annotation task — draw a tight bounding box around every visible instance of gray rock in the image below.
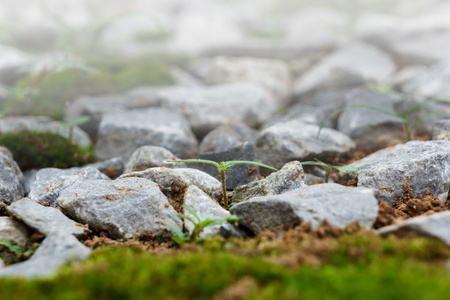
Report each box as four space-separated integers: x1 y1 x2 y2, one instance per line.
337 88 405 149
194 142 258 190
0 258 4 268
377 211 450 245
348 140 450 205
7 198 90 238
230 183 378 235
268 103 337 128
28 167 110 207
231 161 306 203
433 120 450 141
199 123 257 154
204 56 291 107
0 231 91 278
294 42 395 97
256 120 355 169
183 185 230 239
119 168 222 208
0 116 91 148
402 61 450 99
95 107 197 160
124 146 185 173
156 83 276 138
0 217 29 247
0 44 29 84
0 147 25 205
88 157 125 179
57 177 181 240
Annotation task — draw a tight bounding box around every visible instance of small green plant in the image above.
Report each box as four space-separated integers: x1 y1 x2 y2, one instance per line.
317 98 450 142
164 205 239 245
62 115 91 142
0 240 23 255
168 159 278 208
0 240 39 265
301 158 363 183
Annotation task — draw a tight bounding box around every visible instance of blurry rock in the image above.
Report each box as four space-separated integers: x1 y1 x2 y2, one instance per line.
88 157 125 179
402 61 450 99
57 177 181 240
0 147 25 205
199 123 257 154
433 120 450 141
0 217 29 247
256 120 355 169
0 44 30 84
124 146 185 173
95 107 197 160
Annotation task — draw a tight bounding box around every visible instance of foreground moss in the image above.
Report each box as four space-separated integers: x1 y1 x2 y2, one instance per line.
0 233 449 300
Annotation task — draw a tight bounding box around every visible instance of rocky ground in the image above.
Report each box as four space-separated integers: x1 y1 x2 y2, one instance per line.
1 0 450 298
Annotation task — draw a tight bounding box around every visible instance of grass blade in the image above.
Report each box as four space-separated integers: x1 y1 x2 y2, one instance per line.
223 161 278 171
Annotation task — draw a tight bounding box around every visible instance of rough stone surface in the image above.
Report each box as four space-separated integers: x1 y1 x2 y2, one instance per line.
95 107 197 160
231 161 306 203
348 140 450 205
156 83 276 138
193 142 259 190
0 116 91 148
0 231 91 278
230 183 379 235
183 185 230 238
57 177 182 240
199 123 257 154
294 42 395 96
119 167 222 206
337 88 405 148
433 120 450 141
0 216 29 247
28 167 110 207
256 120 355 169
0 147 25 205
124 146 185 173
88 157 125 179
268 103 337 129
376 211 450 245
204 56 291 107
7 198 90 238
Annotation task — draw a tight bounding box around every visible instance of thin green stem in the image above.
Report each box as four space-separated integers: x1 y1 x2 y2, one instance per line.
219 170 227 208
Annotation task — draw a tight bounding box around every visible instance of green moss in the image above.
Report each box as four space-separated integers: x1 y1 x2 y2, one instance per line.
0 130 96 171
1 54 179 120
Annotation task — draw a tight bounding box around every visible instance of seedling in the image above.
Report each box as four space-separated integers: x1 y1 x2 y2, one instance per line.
62 115 91 142
317 98 450 142
0 240 24 255
167 159 278 208
301 158 363 183
164 205 239 245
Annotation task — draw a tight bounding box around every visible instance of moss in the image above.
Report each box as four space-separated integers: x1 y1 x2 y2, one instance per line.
1 54 180 120
0 130 96 171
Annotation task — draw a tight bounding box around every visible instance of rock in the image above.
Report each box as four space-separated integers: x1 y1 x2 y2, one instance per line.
88 157 125 179
0 231 91 278
0 147 25 205
124 146 185 173
0 217 29 247
119 168 222 211
267 103 337 128
204 56 291 107
230 183 378 235
402 61 450 99
231 161 306 203
256 120 355 169
95 107 197 160
28 167 110 207
199 123 257 154
183 185 230 239
7 198 90 238
0 116 91 148
377 211 450 245
348 140 450 205
433 120 450 141
0 44 29 84
57 177 182 240
294 42 395 97
194 142 259 190
337 87 405 149
156 83 276 138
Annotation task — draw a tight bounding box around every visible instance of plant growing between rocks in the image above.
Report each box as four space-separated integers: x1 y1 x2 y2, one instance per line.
301 158 363 183
62 115 91 142
164 205 239 245
168 159 278 208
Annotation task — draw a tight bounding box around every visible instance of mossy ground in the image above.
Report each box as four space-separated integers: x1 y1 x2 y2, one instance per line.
1 223 449 300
